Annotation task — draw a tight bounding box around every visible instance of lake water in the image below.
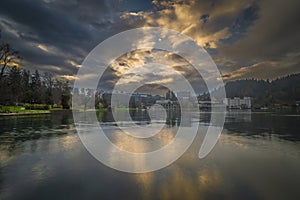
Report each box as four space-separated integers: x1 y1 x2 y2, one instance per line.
0 110 299 200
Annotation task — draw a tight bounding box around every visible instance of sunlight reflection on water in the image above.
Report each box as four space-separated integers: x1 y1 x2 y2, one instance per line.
0 111 299 200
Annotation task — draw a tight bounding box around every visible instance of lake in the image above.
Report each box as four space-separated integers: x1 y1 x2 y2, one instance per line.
0 110 299 200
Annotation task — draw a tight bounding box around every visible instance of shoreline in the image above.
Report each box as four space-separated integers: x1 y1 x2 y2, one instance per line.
0 109 75 117
0 111 51 116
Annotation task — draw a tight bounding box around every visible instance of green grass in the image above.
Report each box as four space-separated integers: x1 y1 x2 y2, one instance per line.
50 107 64 111
0 105 50 114
112 107 143 111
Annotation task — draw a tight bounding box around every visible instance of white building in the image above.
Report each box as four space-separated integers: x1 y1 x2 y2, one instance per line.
225 97 251 109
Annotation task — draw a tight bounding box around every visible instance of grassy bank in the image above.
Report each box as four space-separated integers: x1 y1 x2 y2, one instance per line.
0 105 56 115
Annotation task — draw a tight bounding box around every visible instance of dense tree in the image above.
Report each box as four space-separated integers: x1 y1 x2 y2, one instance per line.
223 74 300 107
21 70 31 103
61 81 71 109
0 31 72 108
43 72 54 105
0 67 72 108
7 66 22 104
30 70 42 103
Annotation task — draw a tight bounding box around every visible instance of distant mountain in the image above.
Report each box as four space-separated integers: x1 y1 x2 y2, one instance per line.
224 73 300 108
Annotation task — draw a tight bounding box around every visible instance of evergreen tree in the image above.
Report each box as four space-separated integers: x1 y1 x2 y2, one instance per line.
21 70 31 103
8 66 22 104
30 70 42 103
43 72 54 105
61 81 71 109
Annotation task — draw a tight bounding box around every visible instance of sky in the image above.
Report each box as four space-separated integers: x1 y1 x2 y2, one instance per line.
0 0 300 84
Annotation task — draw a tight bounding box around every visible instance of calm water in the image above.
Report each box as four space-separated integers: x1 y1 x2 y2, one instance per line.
0 110 299 200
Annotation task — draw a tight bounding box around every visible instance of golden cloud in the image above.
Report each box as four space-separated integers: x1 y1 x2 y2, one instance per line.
121 0 256 48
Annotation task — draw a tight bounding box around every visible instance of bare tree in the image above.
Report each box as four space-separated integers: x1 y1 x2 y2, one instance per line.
43 72 54 88
0 31 20 78
0 43 20 78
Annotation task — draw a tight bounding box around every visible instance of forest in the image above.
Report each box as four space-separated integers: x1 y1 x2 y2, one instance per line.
224 74 300 108
0 32 71 111
198 73 300 109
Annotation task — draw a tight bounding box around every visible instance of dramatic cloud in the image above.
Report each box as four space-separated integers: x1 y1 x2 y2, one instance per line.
122 0 299 80
99 49 208 93
219 0 300 79
0 0 299 82
0 0 128 76
223 52 300 81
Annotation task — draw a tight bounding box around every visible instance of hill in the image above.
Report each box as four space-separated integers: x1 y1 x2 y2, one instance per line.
224 73 300 108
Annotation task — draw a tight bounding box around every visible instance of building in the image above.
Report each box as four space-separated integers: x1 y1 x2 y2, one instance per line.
224 97 251 109
176 91 190 99
102 92 158 108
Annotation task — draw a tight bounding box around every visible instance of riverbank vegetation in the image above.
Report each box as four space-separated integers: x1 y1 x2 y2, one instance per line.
0 34 71 113
0 68 71 113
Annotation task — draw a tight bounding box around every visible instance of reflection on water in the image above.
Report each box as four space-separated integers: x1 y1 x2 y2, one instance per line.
0 110 299 200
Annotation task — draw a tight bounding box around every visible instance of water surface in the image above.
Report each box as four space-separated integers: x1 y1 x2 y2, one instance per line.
0 111 299 200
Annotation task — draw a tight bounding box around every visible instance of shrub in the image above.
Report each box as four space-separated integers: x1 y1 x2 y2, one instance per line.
24 104 50 110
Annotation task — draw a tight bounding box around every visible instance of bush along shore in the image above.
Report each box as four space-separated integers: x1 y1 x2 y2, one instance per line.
0 104 69 116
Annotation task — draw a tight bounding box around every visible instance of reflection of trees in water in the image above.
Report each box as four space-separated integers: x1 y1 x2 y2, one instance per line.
225 110 252 123
166 109 180 127
60 113 70 127
97 109 194 127
0 112 75 179
166 110 194 127
97 110 300 141
224 112 300 142
0 112 74 145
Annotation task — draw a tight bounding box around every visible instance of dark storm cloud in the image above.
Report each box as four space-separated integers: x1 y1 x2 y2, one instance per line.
217 0 300 79
220 0 300 61
0 0 128 75
0 0 90 46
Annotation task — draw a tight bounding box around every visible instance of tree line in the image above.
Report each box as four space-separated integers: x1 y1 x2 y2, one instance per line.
0 67 71 109
225 74 300 108
198 73 300 108
0 31 71 109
